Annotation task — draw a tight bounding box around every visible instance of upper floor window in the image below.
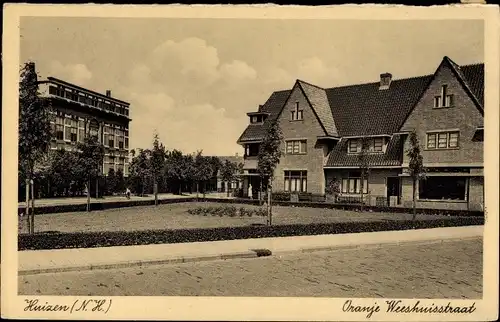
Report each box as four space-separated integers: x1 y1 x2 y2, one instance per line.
427 131 459 149
348 137 386 154
291 102 303 121
373 138 384 152
286 140 307 154
348 140 359 153
434 85 454 108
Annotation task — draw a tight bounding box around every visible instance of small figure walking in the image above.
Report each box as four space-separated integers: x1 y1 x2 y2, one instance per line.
125 187 131 199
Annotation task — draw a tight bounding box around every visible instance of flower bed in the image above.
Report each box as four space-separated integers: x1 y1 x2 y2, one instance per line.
18 216 484 251
187 205 267 217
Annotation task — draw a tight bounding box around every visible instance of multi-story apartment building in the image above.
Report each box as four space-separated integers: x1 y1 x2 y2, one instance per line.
39 76 131 176
237 56 484 211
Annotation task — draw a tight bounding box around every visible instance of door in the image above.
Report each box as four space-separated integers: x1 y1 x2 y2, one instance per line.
386 177 401 206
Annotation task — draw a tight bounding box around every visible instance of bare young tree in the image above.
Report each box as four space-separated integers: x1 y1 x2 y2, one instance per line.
257 120 283 226
406 130 426 220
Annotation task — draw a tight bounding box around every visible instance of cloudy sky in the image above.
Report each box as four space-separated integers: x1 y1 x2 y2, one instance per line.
20 18 483 156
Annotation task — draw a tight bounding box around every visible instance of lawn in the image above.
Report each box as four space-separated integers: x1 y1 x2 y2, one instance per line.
26 202 455 234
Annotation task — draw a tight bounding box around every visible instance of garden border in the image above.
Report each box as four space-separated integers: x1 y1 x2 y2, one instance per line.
17 196 485 217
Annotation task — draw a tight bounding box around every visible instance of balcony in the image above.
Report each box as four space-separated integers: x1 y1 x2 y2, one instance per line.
243 155 258 170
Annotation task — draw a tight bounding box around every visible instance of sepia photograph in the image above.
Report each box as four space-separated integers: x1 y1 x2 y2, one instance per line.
2 4 499 321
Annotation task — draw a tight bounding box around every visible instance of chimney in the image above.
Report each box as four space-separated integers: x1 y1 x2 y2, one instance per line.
379 73 392 90
106 90 112 97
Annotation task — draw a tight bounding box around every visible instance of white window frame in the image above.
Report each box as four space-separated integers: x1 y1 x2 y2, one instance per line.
348 140 359 153
434 85 454 108
285 140 307 155
341 177 368 194
290 102 304 121
426 131 460 150
284 170 308 192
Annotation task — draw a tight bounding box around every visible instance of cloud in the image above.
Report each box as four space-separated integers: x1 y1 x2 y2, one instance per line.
220 60 257 81
149 37 221 87
127 94 246 156
49 61 92 85
296 56 338 87
260 66 295 88
122 39 344 155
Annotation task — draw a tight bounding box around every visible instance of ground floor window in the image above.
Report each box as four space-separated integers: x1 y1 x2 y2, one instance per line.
418 176 467 201
284 170 307 192
341 177 368 194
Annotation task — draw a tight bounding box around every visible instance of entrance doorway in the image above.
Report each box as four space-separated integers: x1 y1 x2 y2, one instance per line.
386 177 401 206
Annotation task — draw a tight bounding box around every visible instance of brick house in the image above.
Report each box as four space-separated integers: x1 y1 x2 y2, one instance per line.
237 56 484 211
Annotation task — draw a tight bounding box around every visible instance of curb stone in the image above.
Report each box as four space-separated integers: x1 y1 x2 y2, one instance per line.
18 251 258 276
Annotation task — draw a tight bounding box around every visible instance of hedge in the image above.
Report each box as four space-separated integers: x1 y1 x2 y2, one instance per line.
18 216 484 251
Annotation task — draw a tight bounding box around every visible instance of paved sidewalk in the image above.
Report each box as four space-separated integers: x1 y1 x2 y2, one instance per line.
18 192 234 208
18 225 483 275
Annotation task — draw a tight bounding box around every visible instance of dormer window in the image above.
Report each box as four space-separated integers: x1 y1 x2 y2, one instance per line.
248 112 269 124
348 137 386 154
373 137 383 152
291 102 303 121
434 85 454 108
348 140 359 153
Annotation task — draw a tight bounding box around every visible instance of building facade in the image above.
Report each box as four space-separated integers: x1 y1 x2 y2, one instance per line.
237 56 484 211
39 77 131 176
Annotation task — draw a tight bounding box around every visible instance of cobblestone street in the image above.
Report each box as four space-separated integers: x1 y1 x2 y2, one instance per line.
19 238 482 298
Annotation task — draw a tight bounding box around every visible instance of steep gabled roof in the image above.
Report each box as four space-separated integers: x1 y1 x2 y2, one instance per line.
443 56 483 113
326 75 432 136
237 57 484 145
237 90 290 143
297 80 339 137
325 134 405 167
460 63 484 108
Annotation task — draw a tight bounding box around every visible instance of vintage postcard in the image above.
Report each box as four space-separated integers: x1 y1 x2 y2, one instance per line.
2 3 499 321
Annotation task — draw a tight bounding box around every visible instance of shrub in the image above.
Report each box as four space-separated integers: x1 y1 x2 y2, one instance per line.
272 191 291 201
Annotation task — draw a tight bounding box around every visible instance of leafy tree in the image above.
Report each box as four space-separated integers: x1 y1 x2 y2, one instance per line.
75 135 105 212
106 168 118 195
257 120 283 225
220 160 238 197
193 151 215 199
150 132 166 205
115 168 126 193
164 150 193 195
406 131 427 220
358 137 371 211
19 61 53 233
129 148 151 196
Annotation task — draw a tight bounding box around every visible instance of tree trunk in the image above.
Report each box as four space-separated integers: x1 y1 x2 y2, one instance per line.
96 176 99 199
154 182 158 206
178 182 182 196
360 171 364 212
259 180 263 206
226 181 230 197
203 181 206 199
141 176 145 197
86 178 91 212
25 178 31 234
30 181 35 234
412 178 417 220
267 179 272 226
196 182 199 200
153 173 158 206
